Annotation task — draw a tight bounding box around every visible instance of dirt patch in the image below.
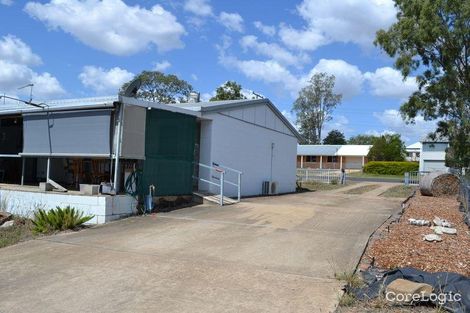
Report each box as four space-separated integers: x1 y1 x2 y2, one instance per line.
336 299 436 313
380 185 417 198
299 181 355 191
344 184 381 195
367 193 470 276
0 217 35 249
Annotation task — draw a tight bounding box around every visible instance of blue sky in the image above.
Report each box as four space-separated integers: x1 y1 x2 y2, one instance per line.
0 0 436 144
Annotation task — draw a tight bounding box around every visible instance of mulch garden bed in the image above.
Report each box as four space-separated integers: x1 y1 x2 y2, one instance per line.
365 193 470 276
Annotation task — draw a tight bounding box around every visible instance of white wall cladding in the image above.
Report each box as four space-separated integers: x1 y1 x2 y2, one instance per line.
201 105 297 197
0 189 136 224
419 142 449 172
222 104 291 137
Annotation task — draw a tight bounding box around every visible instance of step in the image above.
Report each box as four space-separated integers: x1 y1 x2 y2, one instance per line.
193 191 238 206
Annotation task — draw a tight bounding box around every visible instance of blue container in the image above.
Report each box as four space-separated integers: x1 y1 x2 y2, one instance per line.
145 194 153 214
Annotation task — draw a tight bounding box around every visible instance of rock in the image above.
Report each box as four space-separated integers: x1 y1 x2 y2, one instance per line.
0 220 14 228
385 279 433 304
0 212 12 225
433 226 457 235
408 218 430 226
423 234 442 242
433 216 452 228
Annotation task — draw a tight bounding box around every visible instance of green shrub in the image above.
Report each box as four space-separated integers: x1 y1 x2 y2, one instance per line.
32 206 94 234
363 161 419 175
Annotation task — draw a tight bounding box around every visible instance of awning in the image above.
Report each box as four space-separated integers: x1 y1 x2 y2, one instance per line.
22 109 112 157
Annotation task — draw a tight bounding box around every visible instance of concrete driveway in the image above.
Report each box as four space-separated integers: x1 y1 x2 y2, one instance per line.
0 183 403 313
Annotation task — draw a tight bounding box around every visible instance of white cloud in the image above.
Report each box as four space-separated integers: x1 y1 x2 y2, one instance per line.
1 0 13 6
240 35 309 67
373 109 437 142
279 0 396 51
79 66 134 94
278 25 327 51
364 67 418 99
31 72 65 98
304 59 364 98
253 21 276 36
191 73 198 81
0 60 34 92
25 0 186 56
184 0 212 16
0 61 65 99
154 60 171 72
0 35 64 99
324 115 351 134
0 35 42 66
220 55 299 93
281 110 298 129
218 12 244 32
220 35 365 99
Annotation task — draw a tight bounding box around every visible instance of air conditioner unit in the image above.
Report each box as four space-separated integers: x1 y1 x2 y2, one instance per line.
262 181 278 195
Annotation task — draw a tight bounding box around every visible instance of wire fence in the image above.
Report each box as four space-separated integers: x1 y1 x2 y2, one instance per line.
296 168 346 184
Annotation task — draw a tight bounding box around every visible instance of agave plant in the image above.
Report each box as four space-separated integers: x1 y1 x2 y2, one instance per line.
32 206 94 234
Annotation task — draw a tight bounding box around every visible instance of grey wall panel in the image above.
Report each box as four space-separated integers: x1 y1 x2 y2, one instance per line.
120 105 146 160
23 109 112 156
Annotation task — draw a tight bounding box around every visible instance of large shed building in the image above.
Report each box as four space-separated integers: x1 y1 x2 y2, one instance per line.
0 95 299 222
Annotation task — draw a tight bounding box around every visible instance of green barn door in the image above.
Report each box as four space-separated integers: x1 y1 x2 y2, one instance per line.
143 109 196 196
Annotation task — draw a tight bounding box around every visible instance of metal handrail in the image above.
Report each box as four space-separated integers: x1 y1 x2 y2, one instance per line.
193 162 242 205
212 162 243 174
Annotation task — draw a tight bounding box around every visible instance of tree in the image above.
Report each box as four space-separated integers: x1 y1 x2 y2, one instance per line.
121 71 193 103
375 0 470 171
210 81 246 101
348 134 378 145
367 134 406 161
292 73 342 144
323 130 346 144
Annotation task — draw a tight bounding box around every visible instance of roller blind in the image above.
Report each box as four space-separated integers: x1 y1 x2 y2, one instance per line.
22 109 112 157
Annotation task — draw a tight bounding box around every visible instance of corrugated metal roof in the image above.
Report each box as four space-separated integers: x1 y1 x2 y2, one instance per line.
336 145 372 156
406 142 422 150
297 145 341 156
298 144 371 156
0 96 118 116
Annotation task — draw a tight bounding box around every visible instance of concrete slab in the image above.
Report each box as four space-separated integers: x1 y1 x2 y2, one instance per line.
0 184 402 313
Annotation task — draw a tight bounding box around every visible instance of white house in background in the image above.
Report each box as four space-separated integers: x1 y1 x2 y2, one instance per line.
419 139 449 172
406 142 422 161
297 145 372 170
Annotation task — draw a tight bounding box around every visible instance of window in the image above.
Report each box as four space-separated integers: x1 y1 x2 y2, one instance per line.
305 156 317 162
327 156 338 163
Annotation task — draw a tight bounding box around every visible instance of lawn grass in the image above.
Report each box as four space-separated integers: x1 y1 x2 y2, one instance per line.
344 184 381 194
0 217 35 249
348 172 403 181
380 185 416 198
299 181 355 192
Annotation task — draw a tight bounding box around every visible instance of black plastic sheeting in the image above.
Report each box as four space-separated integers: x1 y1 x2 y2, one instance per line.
349 268 470 313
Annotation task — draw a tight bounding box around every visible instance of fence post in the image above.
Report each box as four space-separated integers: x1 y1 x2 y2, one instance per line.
306 169 309 182
404 172 409 186
220 171 224 206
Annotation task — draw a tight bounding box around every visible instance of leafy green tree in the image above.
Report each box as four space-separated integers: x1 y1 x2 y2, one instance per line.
121 71 193 103
292 73 342 144
367 134 406 161
210 81 246 101
323 129 346 144
375 0 470 170
348 134 378 145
